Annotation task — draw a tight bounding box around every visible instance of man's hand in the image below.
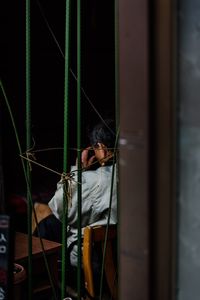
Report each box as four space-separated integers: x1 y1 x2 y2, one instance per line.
78 147 96 169
82 147 96 168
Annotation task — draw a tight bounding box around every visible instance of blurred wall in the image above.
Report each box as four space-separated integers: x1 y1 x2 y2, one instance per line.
118 0 150 299
177 1 200 299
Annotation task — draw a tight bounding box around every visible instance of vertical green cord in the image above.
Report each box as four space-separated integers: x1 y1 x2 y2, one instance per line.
115 0 120 130
61 0 71 299
99 129 119 300
114 1 120 299
0 81 28 196
26 0 32 298
77 0 82 299
99 3 120 298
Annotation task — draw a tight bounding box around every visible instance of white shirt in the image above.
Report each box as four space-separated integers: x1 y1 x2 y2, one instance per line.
48 164 117 265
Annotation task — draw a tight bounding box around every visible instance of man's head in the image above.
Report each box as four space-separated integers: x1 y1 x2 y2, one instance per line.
89 119 116 149
89 119 116 165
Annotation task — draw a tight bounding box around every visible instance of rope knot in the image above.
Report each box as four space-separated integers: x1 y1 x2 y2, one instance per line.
61 172 75 208
26 151 36 171
61 171 74 183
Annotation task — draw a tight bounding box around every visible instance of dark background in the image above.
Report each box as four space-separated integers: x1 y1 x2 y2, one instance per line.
1 0 115 227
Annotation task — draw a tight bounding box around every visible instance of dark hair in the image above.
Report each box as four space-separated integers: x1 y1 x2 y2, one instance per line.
89 119 116 150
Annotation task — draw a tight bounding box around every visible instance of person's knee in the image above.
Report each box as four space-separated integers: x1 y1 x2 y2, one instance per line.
32 202 53 233
33 214 62 243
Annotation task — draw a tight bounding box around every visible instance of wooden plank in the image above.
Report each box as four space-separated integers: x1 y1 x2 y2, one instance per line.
15 232 61 262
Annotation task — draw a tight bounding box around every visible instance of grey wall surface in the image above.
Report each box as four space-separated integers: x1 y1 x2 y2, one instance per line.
177 1 200 299
118 0 150 299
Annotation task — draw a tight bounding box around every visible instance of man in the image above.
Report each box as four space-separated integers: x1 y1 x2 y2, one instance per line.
34 118 118 267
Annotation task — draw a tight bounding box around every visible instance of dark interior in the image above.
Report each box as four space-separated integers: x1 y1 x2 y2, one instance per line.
1 0 115 231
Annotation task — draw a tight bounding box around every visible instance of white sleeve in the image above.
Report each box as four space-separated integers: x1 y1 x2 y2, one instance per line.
48 166 77 220
67 170 95 226
48 181 65 220
48 167 100 226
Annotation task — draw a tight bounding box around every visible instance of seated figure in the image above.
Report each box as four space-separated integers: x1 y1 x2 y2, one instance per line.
33 118 118 295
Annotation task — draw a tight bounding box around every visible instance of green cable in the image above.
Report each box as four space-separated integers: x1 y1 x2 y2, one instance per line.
25 0 33 298
99 2 120 297
0 82 58 300
25 1 60 296
61 0 71 299
115 0 120 130
99 128 119 300
77 0 82 299
114 1 120 299
0 81 26 183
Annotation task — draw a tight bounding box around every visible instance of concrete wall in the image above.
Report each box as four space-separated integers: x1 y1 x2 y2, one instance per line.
118 0 150 299
177 1 200 299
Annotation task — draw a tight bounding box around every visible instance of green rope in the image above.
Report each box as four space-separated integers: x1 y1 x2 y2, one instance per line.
36 0 109 129
1 81 58 300
25 0 33 297
115 0 120 130
99 128 119 300
61 0 71 298
25 2 63 298
77 0 82 299
99 2 120 297
114 2 120 299
100 4 120 298
1 82 58 299
0 81 26 179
